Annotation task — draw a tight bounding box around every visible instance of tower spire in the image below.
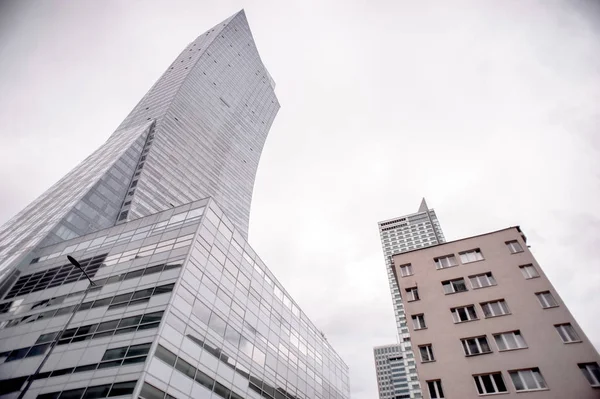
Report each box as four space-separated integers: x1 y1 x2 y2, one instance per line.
418 197 429 213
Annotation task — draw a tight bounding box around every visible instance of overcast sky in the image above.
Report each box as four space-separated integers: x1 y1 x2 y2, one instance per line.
1 1 599 398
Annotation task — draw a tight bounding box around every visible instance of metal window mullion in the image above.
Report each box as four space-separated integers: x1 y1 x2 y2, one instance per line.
490 373 500 393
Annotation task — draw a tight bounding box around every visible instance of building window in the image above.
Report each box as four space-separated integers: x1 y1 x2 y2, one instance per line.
427 380 444 398
434 255 457 269
461 336 492 356
473 372 508 395
506 240 523 254
493 331 527 351
412 314 426 330
459 249 484 263
519 264 539 279
481 299 510 318
509 368 547 391
578 363 600 387
469 272 496 289
419 345 434 362
442 278 467 294
406 287 419 302
555 323 581 343
399 264 413 277
536 291 558 308
451 305 478 323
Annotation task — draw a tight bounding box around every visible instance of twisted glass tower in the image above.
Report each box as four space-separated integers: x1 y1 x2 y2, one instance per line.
0 11 350 399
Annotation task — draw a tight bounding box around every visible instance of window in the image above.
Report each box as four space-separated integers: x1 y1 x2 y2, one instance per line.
519 264 539 279
509 368 547 391
35 380 136 399
442 278 467 294
459 249 484 263
536 291 558 308
399 264 413 277
473 372 508 395
481 299 510 318
427 380 444 398
461 336 492 356
469 272 496 289
506 240 523 253
451 305 478 323
406 287 419 302
555 323 580 343
578 363 600 387
434 255 457 269
412 314 426 330
419 345 434 362
493 331 527 351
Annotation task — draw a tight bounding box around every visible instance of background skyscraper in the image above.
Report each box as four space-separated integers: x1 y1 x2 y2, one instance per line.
0 11 350 399
375 199 445 399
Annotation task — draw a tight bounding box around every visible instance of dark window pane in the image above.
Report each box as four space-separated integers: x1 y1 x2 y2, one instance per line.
194 369 214 390
34 371 52 380
111 293 133 304
36 332 59 344
114 326 137 335
78 302 93 311
141 311 163 324
27 344 50 357
143 265 163 276
108 381 137 397
122 356 147 365
213 381 230 398
107 302 129 310
74 364 98 373
97 360 122 369
6 347 30 362
37 393 61 399
91 298 112 308
137 322 159 331
51 368 74 377
62 328 77 339
482 375 495 393
118 315 142 328
125 270 144 280
153 284 175 295
175 357 195 378
126 343 151 357
132 288 154 300
139 383 164 399
155 345 176 366
83 384 111 399
128 298 149 306
493 374 507 392
58 388 86 399
92 331 114 339
102 347 127 361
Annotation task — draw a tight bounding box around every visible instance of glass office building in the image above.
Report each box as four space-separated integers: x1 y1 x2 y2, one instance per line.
0 10 349 399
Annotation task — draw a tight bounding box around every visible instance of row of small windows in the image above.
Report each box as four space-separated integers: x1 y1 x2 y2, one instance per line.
427 362 600 398
0 344 150 395
36 380 137 399
0 282 174 330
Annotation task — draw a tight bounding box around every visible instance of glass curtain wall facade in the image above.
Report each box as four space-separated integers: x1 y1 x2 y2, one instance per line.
0 199 350 399
375 199 445 399
0 10 278 286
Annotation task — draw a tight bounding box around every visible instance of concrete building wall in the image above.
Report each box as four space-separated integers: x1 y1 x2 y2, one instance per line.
392 227 600 398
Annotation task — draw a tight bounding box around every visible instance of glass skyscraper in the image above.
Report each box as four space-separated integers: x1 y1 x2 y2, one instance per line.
374 199 445 399
0 11 349 399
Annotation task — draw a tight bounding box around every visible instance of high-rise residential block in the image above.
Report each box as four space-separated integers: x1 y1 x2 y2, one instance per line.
373 344 407 399
392 226 600 398
0 11 350 399
374 199 445 399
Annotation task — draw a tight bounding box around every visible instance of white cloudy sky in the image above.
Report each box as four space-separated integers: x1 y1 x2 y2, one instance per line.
1 1 599 397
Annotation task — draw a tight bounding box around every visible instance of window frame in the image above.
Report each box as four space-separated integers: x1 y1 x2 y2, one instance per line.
399 264 413 277
427 380 444 398
555 323 581 343
412 314 426 330
461 335 492 356
506 240 523 254
442 278 468 294
459 249 484 264
434 255 458 270
578 362 600 387
451 305 478 323
509 368 547 392
480 299 510 318
469 272 497 289
493 330 527 351
473 372 508 395
519 264 539 279
419 344 435 363
535 291 558 309
406 287 419 302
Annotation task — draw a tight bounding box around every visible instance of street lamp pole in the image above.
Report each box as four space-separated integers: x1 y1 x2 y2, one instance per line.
17 256 97 399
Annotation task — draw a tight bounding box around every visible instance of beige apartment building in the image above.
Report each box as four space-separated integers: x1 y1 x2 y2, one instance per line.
392 226 600 398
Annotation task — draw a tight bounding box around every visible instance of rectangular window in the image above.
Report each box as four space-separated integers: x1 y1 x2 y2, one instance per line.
442 278 467 294
519 264 539 279
473 372 508 395
536 291 558 308
427 380 444 398
461 336 492 356
509 368 547 391
459 249 484 263
493 331 527 351
579 363 600 387
451 305 478 323
506 240 523 254
419 345 434 362
434 255 457 269
412 314 426 330
469 272 496 289
399 264 413 277
481 299 510 318
406 287 419 302
555 323 580 343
